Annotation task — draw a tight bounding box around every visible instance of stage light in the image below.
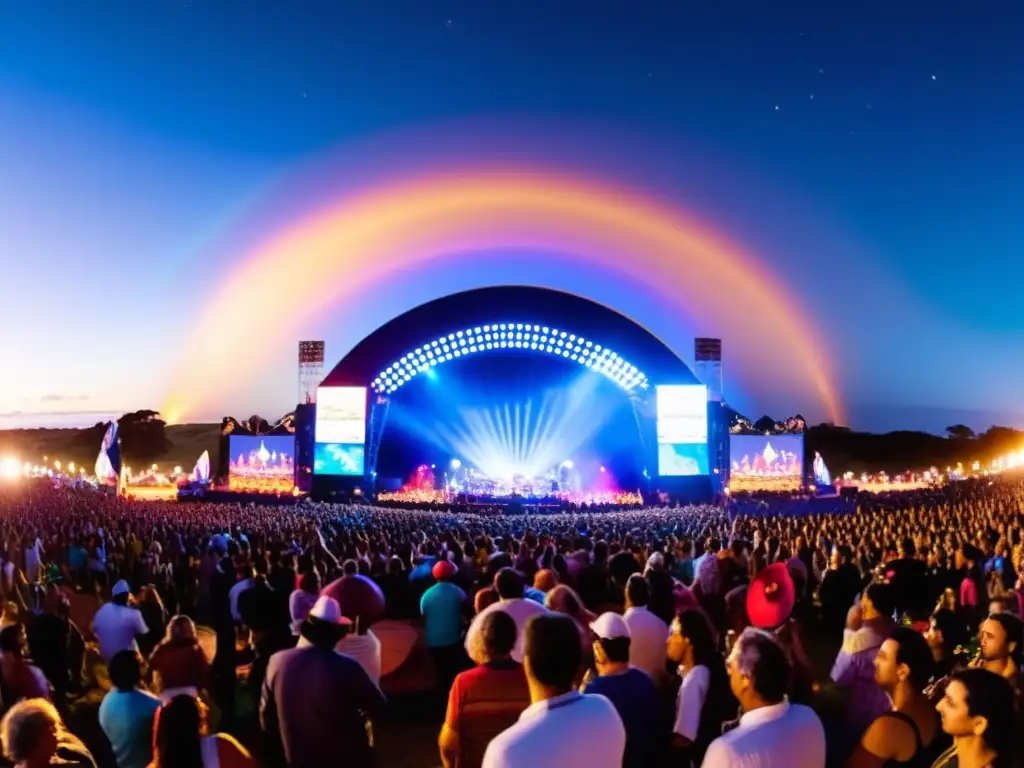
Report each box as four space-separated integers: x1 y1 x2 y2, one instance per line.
560 460 574 469
374 321 649 395
600 466 606 472
0 457 21 481
451 458 462 469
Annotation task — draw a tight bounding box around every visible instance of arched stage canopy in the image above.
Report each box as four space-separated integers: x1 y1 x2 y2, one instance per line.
320 285 701 392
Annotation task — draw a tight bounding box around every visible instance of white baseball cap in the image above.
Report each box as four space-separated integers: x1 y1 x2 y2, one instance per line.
590 612 631 641
111 579 131 597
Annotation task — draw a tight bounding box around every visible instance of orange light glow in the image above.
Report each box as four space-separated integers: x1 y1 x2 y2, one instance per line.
166 170 843 424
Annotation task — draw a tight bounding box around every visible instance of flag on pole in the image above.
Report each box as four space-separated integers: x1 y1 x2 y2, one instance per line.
192 450 211 483
94 422 122 486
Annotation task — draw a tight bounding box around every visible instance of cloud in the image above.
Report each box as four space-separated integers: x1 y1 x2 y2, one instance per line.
37 394 89 403
0 410 123 429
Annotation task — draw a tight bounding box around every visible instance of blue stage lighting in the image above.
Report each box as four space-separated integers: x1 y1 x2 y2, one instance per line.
372 322 649 394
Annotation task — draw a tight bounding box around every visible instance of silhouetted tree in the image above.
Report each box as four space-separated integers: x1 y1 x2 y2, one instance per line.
945 424 976 441
117 410 171 459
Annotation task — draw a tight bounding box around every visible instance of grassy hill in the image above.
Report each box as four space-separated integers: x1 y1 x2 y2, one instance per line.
0 423 222 473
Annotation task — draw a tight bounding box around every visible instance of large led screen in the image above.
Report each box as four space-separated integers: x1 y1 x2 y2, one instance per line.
316 386 367 445
656 384 709 476
315 386 367 476
314 443 366 476
227 436 296 482
729 434 804 492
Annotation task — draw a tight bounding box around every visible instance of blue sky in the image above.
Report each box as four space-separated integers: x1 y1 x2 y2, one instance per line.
0 1 1020 432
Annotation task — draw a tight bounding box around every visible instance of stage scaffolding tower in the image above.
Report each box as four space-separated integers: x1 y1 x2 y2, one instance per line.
298 341 325 405
365 391 390 489
695 338 729 490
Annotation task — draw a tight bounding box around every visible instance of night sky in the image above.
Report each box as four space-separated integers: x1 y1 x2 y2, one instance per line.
0 1 1020 432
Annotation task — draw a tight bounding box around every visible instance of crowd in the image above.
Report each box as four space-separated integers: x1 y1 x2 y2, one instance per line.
0 476 1020 767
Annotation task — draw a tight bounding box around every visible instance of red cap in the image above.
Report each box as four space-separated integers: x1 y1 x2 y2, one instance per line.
432 560 457 581
746 563 795 630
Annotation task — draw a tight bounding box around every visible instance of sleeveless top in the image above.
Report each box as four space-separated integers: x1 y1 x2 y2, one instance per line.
880 710 937 768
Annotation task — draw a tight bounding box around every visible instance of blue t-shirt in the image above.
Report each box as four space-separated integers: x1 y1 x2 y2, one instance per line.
67 545 87 570
524 587 547 605
584 668 663 767
420 581 466 648
98 689 162 768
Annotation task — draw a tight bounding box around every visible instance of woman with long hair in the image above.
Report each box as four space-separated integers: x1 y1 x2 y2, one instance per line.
148 615 212 698
545 584 596 661
148 694 253 768
667 609 737 767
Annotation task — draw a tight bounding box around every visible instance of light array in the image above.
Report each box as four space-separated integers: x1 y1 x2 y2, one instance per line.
372 323 649 395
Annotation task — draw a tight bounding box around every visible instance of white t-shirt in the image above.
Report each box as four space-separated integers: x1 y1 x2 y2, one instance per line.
228 578 254 623
92 602 149 663
466 598 548 663
336 631 382 687
701 699 826 768
673 664 710 741
622 606 670 681
482 690 625 768
24 539 42 583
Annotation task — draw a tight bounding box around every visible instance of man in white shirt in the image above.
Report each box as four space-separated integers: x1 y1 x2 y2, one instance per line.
702 627 825 768
466 568 547 664
91 580 149 664
483 614 625 768
228 562 255 624
622 574 670 682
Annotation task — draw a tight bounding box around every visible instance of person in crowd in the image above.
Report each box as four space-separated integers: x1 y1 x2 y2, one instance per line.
91 579 149 664
466 568 546 665
583 612 664 767
422 560 469 696
747 561 817 704
438 610 529 768
136 585 168 660
621 573 670 684
148 615 212 698
846 627 942 768
227 558 254 625
831 582 898 737
150 694 254 768
0 698 96 768
336 611 383 689
702 627 826 768
237 554 291 649
666 608 736 766
932 668 1016 768
974 612 1022 695
474 587 499 616
532 569 559 596
98 651 161 768
288 569 320 636
26 585 83 700
925 609 970 683
261 596 386 768
482 614 625 768
543 584 595 662
0 624 50 704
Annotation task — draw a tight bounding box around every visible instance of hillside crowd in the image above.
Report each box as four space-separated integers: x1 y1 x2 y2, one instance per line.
0 478 1019 767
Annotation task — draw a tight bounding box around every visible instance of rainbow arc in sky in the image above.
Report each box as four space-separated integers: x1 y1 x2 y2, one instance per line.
164 167 843 425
